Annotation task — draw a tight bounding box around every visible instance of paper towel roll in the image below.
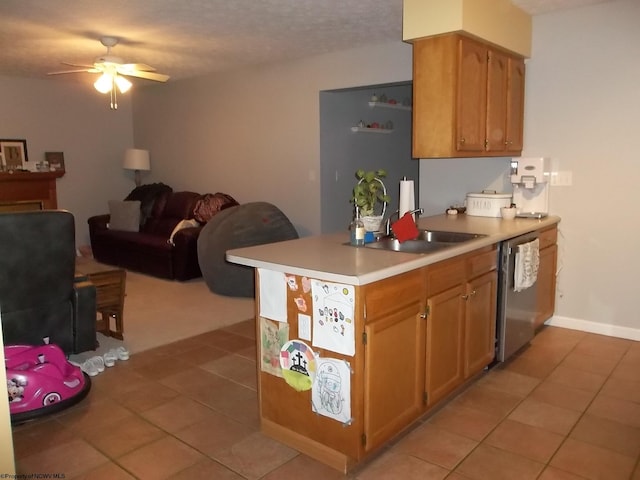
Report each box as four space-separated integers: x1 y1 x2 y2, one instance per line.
399 179 415 218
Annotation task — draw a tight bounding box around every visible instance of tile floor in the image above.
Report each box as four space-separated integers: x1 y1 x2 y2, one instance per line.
11 322 640 480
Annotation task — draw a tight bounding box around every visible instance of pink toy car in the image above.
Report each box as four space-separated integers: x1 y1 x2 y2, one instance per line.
5 344 91 424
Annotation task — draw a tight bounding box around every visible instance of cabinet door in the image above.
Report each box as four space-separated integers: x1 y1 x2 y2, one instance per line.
456 37 488 154
505 57 525 153
464 271 497 378
412 35 458 158
486 49 509 152
425 284 465 406
535 244 557 330
364 302 424 452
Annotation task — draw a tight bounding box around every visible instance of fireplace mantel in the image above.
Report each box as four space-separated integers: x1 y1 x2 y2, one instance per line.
0 171 65 210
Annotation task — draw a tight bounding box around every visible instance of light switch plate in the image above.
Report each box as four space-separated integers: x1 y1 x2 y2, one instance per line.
551 171 572 186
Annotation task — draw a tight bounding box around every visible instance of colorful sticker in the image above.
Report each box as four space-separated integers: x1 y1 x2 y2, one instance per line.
286 275 299 291
301 276 311 293
279 340 316 391
294 296 307 312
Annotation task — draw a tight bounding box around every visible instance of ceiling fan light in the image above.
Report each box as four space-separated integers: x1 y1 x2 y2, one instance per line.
115 75 132 93
94 73 113 93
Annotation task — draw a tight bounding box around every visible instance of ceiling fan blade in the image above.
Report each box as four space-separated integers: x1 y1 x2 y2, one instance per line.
61 62 97 69
121 70 170 82
119 63 156 72
47 69 96 75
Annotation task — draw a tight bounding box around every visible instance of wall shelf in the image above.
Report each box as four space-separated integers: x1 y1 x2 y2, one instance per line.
351 127 393 134
368 101 411 111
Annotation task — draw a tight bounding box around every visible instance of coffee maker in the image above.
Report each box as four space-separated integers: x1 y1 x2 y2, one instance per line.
510 157 551 218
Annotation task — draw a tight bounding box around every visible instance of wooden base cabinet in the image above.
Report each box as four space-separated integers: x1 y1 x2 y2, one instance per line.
465 271 498 377
424 247 498 406
364 248 497 442
363 269 425 452
413 33 525 158
256 246 499 472
424 260 465 406
535 226 558 330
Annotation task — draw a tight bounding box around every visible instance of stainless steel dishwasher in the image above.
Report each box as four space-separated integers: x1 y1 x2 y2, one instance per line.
496 231 539 362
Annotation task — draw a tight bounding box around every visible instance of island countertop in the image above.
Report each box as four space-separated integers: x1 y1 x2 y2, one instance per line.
226 214 560 285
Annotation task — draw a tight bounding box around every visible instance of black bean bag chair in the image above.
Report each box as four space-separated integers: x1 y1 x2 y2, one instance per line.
197 202 298 297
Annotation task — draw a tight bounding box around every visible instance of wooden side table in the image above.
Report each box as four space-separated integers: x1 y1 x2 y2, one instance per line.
76 258 126 340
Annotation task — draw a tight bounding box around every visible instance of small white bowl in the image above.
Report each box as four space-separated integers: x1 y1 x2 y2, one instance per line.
500 207 517 220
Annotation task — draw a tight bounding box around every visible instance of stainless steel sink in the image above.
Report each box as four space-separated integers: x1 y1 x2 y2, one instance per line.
416 230 485 243
363 230 485 254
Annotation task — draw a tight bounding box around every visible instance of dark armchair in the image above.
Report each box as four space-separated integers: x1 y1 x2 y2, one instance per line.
0 210 97 355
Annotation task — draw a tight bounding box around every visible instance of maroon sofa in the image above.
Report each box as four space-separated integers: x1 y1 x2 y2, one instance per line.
88 187 238 281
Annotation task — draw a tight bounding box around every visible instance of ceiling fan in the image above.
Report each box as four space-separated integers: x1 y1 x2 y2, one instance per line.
48 36 170 109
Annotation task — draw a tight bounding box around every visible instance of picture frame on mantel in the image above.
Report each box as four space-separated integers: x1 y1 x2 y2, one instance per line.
0 139 28 171
45 152 65 173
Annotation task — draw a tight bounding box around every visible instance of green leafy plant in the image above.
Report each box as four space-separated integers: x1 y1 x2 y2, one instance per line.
351 169 391 217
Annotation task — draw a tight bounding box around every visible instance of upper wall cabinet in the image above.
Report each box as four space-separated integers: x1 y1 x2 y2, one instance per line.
412 34 525 159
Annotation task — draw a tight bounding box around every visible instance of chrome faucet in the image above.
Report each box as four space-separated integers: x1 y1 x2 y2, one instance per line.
384 208 424 236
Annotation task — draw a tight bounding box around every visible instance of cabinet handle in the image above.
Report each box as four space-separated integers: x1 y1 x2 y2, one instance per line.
504 140 513 146
461 290 476 301
420 313 427 319
459 137 466 145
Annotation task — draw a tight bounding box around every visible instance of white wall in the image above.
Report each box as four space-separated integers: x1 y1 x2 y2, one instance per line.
0 76 135 245
419 0 640 337
132 41 413 236
524 0 640 336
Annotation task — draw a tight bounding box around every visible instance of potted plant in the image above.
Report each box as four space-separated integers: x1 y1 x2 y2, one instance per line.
351 169 391 232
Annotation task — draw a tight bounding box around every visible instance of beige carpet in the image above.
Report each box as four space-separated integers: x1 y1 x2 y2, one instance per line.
70 264 255 363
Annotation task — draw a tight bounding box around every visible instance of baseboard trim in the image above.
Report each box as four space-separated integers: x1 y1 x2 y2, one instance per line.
546 315 640 341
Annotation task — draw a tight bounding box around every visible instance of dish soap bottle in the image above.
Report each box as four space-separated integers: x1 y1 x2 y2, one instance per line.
350 207 365 246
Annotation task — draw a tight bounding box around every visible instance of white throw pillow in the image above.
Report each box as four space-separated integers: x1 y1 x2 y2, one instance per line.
108 200 141 232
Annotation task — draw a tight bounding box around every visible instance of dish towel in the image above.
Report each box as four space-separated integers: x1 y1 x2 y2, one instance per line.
391 212 419 242
514 238 540 292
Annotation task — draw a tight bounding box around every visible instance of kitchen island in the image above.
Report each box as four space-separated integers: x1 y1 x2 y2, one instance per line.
227 213 560 472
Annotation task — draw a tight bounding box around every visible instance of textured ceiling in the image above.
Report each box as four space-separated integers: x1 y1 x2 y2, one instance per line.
0 0 614 84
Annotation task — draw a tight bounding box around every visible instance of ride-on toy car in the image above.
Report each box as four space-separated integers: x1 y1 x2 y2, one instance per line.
5 344 91 424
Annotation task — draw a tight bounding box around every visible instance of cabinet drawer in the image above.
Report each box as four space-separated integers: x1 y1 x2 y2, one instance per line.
364 268 425 322
538 226 558 250
466 247 497 279
427 257 465 295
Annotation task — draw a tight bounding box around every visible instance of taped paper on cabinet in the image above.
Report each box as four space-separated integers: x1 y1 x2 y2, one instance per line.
298 313 311 341
312 357 351 424
311 280 355 356
258 268 287 322
260 317 289 377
